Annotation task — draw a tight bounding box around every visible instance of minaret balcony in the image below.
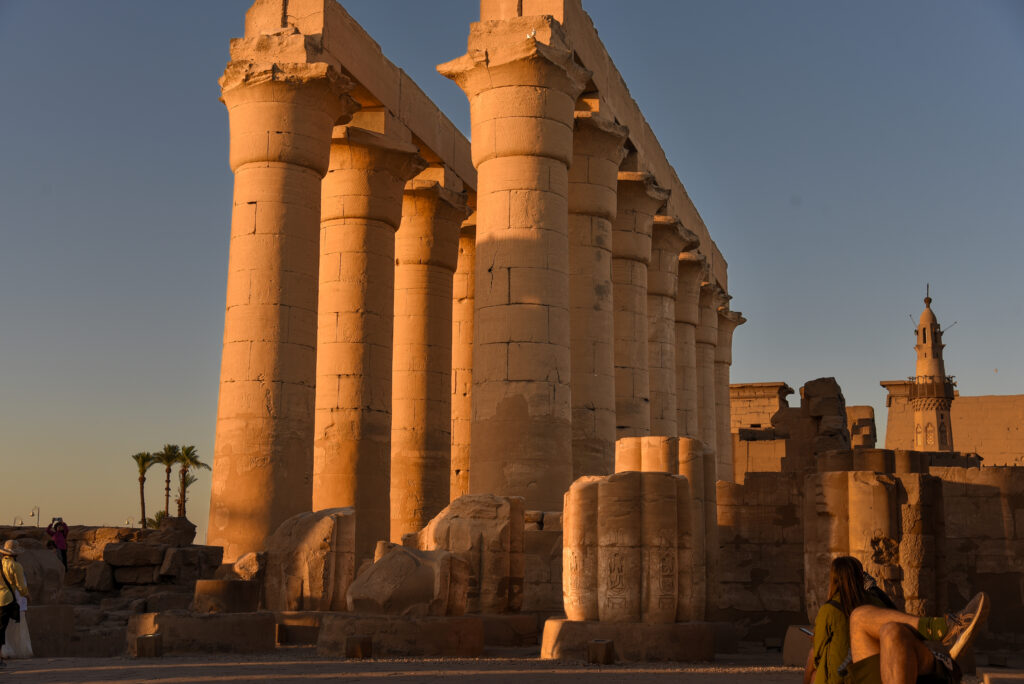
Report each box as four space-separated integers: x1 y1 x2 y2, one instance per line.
907 375 956 400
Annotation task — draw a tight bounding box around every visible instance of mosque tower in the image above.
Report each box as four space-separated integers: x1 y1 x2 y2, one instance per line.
910 287 955 450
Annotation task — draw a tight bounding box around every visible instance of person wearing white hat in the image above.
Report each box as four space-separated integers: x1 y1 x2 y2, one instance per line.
0 540 31 667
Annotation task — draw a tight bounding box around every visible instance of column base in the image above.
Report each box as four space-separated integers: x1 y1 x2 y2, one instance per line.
540 618 714 662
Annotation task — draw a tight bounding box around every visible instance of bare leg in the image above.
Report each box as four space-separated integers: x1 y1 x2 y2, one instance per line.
879 622 935 684
849 604 920 661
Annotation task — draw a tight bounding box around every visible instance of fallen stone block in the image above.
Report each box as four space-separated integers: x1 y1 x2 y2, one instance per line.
192 579 260 613
145 591 193 612
264 508 355 612
113 565 159 585
540 619 714 662
84 562 115 592
317 614 484 658
346 544 468 617
12 539 65 604
159 545 223 583
145 517 196 547
127 612 277 654
104 543 167 567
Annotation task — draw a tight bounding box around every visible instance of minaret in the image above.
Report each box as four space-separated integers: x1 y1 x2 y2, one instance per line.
910 287 955 451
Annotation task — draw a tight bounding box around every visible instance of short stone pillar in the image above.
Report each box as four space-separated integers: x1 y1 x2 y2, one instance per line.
677 437 707 620
612 172 670 440
568 111 627 479
675 253 706 439
450 212 476 501
313 126 426 560
390 178 467 541
209 60 358 561
802 471 850 618
547 470 714 662
648 216 699 437
715 309 744 483
439 16 590 511
613 435 679 474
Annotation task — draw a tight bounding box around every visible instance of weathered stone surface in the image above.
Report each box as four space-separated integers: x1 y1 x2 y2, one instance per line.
158 545 223 583
192 579 260 614
26 605 75 656
146 517 197 547
12 539 65 604
104 543 168 567
540 618 714 662
127 612 277 654
317 614 484 657
84 562 115 592
145 591 194 613
113 565 159 585
346 544 468 617
264 508 356 612
407 494 524 614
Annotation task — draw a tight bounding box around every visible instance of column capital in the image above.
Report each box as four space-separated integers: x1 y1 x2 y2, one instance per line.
652 214 700 255
696 283 725 344
573 111 629 160
460 210 478 238
715 309 745 364
438 16 590 99
397 180 470 272
675 252 707 325
322 127 427 229
613 172 669 263
220 60 359 174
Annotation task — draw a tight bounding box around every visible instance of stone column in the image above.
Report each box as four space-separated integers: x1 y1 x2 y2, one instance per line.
648 216 698 438
677 436 706 620
390 179 466 541
675 253 706 439
313 126 425 560
612 173 669 439
439 17 589 510
450 211 476 501
209 61 357 562
568 111 627 478
715 308 744 483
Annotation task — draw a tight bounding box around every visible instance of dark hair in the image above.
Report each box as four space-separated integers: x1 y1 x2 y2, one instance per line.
828 556 869 616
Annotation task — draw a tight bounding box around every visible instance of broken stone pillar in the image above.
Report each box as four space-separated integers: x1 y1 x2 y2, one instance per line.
439 17 589 510
613 173 670 440
848 472 901 601
313 125 426 561
450 211 476 501
677 437 706 620
648 216 698 437
346 543 470 617
715 309 745 483
568 110 628 479
675 253 706 439
563 471 695 623
390 177 466 541
209 60 358 561
899 474 943 615
614 435 679 474
803 471 850 619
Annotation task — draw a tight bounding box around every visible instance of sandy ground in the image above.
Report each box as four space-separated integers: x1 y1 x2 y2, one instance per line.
0 650 1008 684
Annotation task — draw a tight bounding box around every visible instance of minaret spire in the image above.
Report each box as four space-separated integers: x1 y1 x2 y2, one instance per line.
910 290 954 451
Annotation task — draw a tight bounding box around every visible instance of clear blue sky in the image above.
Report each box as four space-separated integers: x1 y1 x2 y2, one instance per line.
1 1 1021 541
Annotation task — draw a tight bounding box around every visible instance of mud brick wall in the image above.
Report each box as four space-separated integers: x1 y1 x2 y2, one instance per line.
932 466 1024 650
713 472 804 640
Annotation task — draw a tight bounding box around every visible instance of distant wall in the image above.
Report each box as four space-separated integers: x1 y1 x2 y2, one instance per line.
883 384 1024 466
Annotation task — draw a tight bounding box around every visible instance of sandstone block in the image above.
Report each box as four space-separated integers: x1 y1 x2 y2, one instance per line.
13 542 66 604
346 544 468 617
114 565 159 585
145 517 197 547
84 562 115 592
264 508 356 612
145 591 193 613
158 545 223 583
191 579 260 613
127 612 276 654
104 543 168 567
317 614 484 658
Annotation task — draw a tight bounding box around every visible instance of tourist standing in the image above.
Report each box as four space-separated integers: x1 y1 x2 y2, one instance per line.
46 517 68 569
0 540 31 667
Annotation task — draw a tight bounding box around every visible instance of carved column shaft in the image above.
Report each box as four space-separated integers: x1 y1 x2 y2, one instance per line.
675 253 705 439
715 309 744 483
450 213 476 501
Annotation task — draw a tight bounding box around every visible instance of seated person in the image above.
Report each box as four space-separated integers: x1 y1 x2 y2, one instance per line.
805 556 890 684
848 592 989 684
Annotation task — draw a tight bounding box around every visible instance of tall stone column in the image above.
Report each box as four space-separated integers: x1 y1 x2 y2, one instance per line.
647 216 698 438
675 253 706 439
568 111 627 478
715 308 744 483
695 280 724 614
439 17 589 510
313 126 425 560
450 211 476 501
612 172 669 440
391 179 466 541
209 61 357 562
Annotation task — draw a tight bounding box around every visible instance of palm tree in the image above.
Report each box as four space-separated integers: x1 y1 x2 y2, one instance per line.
145 509 167 529
153 444 181 516
130 452 155 529
175 445 210 519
